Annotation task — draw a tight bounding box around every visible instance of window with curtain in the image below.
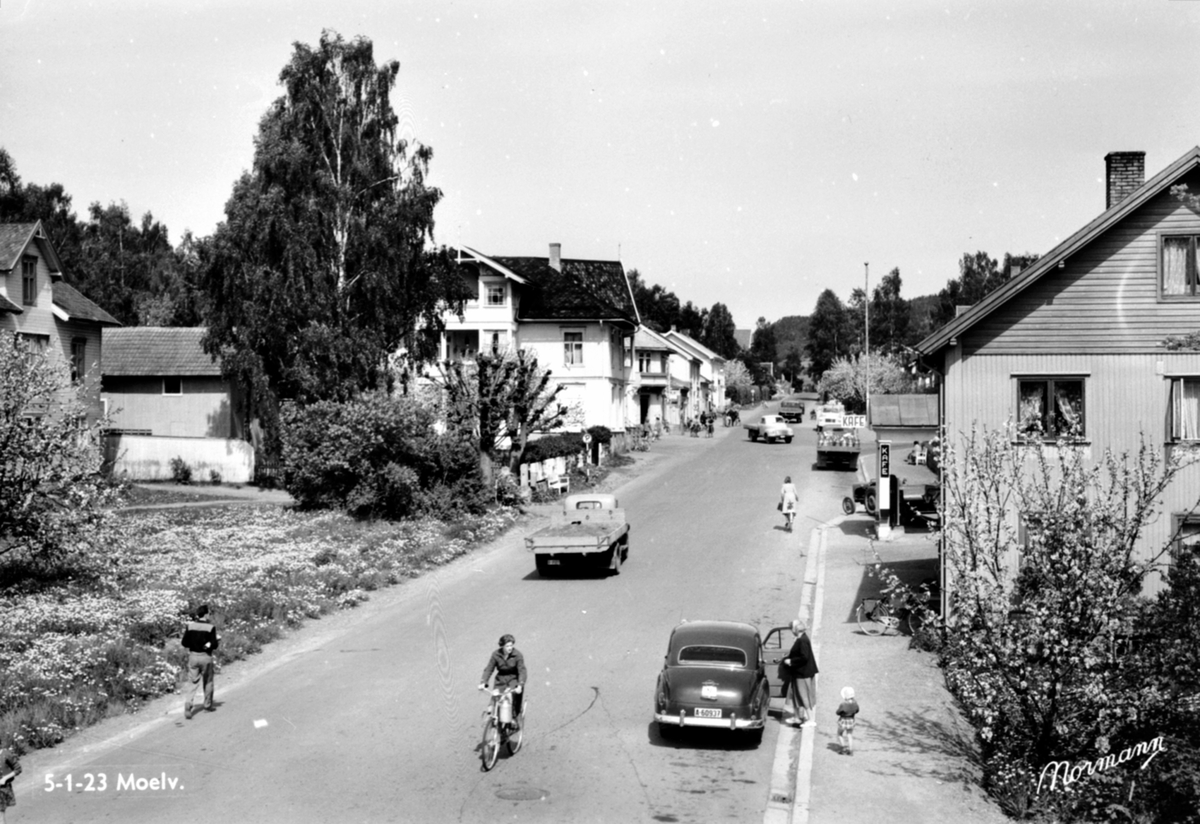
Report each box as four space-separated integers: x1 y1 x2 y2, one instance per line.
1170 377 1200 441
1161 234 1199 297
1016 377 1086 439
563 330 583 366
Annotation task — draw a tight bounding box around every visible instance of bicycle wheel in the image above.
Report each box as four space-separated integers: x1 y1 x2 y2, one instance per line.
857 601 892 636
906 607 925 634
480 718 501 771
508 709 525 755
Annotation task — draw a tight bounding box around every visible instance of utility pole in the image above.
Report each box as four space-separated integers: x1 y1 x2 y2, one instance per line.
864 262 870 422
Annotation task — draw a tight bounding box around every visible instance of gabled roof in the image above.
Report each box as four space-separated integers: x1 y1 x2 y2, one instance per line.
467 247 640 326
0 292 22 314
916 146 1200 358
52 282 120 325
869 394 939 428
0 221 63 274
635 325 691 357
102 327 221 376
663 329 725 363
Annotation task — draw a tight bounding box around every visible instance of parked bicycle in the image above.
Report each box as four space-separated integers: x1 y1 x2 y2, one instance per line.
479 685 524 770
856 579 938 636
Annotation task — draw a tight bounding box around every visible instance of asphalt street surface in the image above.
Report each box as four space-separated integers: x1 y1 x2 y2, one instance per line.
16 413 858 823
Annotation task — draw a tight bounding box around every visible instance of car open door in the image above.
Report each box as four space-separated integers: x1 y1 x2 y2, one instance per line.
760 625 793 707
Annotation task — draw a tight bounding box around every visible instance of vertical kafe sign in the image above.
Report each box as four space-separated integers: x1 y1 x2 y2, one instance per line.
877 441 891 513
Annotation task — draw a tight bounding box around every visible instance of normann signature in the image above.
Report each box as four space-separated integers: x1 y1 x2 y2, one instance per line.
1037 736 1166 793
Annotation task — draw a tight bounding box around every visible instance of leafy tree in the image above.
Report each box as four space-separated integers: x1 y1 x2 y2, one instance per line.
781 347 805 391
438 345 566 488
934 426 1200 819
0 334 119 572
627 269 681 333
202 31 467 452
816 352 915 413
723 359 753 402
75 202 177 325
701 302 739 359
748 316 778 381
870 267 911 355
804 289 850 383
677 300 706 341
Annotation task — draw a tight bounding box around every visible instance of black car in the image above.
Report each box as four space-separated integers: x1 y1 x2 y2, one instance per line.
653 620 790 746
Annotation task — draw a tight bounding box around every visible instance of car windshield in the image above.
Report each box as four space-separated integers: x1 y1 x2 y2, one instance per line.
677 645 747 666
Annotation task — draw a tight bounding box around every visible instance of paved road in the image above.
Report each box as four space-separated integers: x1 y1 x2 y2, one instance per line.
16 413 858 823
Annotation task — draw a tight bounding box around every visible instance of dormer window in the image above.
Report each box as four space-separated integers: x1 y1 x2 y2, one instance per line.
486 283 505 306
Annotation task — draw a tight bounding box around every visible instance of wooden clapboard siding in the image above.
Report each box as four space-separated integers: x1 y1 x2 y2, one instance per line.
944 349 1200 595
104 375 234 438
1 251 56 339
964 168 1200 356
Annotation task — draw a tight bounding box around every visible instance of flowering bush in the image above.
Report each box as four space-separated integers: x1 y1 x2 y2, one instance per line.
0 502 519 754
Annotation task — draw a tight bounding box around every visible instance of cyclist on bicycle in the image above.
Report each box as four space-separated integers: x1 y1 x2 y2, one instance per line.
780 475 799 531
479 634 526 727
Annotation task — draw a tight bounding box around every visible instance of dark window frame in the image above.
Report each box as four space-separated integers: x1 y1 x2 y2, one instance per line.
1159 231 1200 300
1015 375 1087 441
21 256 37 305
71 338 88 383
163 376 183 396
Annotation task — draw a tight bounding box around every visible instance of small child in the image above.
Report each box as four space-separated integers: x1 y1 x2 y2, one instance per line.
836 686 860 754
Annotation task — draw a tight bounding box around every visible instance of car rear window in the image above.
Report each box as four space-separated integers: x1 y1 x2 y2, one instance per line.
677 645 747 666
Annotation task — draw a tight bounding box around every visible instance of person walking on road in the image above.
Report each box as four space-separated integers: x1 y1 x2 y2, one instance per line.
181 604 220 719
780 618 819 726
836 686 860 753
779 476 799 531
0 738 21 824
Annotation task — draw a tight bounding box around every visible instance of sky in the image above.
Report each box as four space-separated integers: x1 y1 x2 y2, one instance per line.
3 0 1200 333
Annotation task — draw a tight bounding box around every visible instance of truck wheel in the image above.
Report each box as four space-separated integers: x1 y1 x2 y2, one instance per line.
535 556 554 578
785 437 793 444
607 545 622 575
749 432 758 441
841 497 856 515
866 493 878 515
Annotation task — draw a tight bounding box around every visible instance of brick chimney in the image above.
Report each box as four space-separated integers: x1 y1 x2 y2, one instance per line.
549 243 562 272
1105 151 1145 210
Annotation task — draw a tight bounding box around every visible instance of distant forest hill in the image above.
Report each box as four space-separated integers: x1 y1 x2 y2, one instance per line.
770 293 940 357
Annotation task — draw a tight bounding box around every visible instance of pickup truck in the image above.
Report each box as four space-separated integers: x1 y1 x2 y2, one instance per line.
525 493 630 576
816 425 860 470
743 414 793 444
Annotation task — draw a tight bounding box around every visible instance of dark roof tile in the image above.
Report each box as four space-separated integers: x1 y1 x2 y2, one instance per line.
53 283 120 325
490 256 638 324
102 327 222 376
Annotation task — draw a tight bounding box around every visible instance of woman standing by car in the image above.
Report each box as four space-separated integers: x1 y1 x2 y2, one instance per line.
780 618 819 726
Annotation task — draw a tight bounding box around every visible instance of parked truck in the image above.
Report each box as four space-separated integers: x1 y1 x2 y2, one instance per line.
525 493 630 576
816 425 861 470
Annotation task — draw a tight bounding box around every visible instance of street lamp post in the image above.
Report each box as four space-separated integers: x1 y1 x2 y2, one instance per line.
864 262 870 422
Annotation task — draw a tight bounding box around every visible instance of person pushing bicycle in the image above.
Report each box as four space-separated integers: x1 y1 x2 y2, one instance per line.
479 634 527 728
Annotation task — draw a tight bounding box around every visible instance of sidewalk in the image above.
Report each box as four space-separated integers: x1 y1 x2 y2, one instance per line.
798 520 1007 824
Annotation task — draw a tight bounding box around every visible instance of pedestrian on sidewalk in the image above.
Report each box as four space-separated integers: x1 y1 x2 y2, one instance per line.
181 604 220 719
836 686 860 753
780 618 819 726
0 737 21 824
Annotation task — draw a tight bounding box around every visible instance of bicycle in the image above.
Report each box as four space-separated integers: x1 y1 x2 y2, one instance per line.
856 582 935 636
479 685 524 770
